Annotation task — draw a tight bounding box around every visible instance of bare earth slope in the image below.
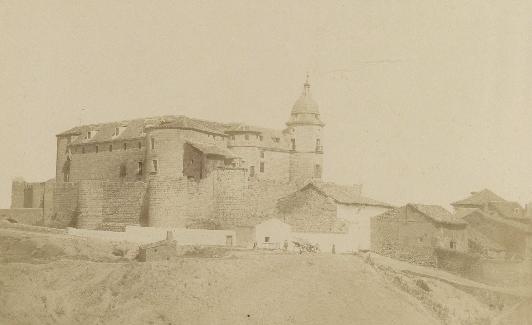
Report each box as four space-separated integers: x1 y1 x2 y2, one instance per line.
0 228 440 325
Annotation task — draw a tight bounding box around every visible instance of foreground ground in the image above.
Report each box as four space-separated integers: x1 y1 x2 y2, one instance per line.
0 226 530 324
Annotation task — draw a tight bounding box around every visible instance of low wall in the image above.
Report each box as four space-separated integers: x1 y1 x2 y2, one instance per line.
67 226 236 246
0 209 43 226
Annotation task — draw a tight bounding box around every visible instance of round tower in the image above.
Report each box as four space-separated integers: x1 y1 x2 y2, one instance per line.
287 76 325 185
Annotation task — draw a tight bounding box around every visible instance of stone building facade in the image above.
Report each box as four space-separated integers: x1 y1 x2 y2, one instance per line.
371 204 468 266
50 79 324 232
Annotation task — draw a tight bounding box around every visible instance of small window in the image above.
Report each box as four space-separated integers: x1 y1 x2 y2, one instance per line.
95 145 99 153
264 236 270 243
249 166 255 177
245 134 249 140
137 162 143 175
151 137 155 150
152 160 158 173
260 162 264 173
260 151 264 158
109 144 113 152
81 146 85 154
119 164 127 178
114 127 120 137
450 240 456 249
123 143 127 150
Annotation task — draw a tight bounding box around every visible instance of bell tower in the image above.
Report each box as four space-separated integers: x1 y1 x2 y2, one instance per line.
287 75 325 185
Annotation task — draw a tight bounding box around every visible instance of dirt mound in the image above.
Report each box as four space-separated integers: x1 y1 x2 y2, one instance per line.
0 251 440 324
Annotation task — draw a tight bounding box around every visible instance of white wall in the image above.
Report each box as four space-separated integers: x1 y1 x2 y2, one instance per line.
337 204 389 251
255 218 291 249
67 226 236 246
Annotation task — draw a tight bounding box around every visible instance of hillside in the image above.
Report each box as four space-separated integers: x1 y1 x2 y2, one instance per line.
0 226 526 324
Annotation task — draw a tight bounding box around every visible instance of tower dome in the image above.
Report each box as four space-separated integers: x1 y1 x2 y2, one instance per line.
287 76 324 127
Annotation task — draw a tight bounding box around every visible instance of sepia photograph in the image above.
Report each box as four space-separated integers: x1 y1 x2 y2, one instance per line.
0 1 531 324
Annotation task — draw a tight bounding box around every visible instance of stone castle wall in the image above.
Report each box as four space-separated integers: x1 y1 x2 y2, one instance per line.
53 182 79 227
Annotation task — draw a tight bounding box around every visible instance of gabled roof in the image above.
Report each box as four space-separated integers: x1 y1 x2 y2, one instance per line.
451 189 506 207
305 180 393 208
186 141 238 159
459 208 530 233
453 207 482 220
408 204 467 226
488 201 527 221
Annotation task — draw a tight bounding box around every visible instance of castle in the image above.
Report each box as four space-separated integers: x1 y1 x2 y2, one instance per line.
10 78 322 239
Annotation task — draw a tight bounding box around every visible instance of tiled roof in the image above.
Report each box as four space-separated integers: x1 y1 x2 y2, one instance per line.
453 208 482 220
186 141 238 159
58 115 230 144
409 204 467 226
306 180 393 208
488 201 527 221
451 189 506 207
153 116 227 135
455 206 529 232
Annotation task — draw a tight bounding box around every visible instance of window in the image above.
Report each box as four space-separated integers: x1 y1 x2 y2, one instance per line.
81 146 85 154
109 144 113 152
264 236 270 243
450 240 456 249
249 166 255 177
259 135 263 141
260 151 264 158
291 139 296 150
260 162 264 173
114 127 120 137
138 142 142 149
119 164 127 178
245 134 249 140
87 131 92 139
123 143 127 151
152 160 158 173
95 145 99 153
151 137 155 150
137 162 143 175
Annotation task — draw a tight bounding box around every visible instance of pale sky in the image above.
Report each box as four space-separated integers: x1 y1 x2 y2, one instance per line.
1 1 531 209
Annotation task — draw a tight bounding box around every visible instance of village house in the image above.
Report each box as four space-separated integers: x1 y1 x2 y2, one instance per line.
276 180 393 252
370 204 468 266
452 189 532 260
